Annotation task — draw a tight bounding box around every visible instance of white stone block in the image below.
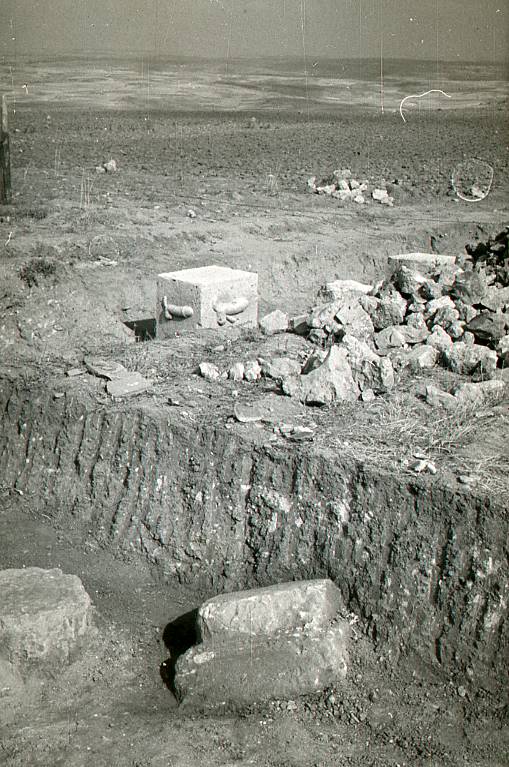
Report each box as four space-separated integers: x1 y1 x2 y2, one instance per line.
156 265 258 338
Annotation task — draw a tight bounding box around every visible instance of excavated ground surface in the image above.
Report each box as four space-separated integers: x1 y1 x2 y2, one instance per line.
0 92 508 765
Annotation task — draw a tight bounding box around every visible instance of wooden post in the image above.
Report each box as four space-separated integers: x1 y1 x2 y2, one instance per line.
0 95 12 204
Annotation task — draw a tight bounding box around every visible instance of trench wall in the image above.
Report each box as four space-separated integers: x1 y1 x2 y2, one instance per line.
0 380 507 678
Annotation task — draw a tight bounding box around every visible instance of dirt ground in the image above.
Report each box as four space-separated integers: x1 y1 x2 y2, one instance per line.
0 94 508 766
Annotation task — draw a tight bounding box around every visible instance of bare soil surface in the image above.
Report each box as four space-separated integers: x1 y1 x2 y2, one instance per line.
0 92 508 766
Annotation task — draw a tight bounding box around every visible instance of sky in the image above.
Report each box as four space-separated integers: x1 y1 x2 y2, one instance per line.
1 0 508 62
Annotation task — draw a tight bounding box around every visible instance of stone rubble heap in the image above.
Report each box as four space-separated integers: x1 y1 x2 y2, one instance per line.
198 235 508 408
307 168 394 206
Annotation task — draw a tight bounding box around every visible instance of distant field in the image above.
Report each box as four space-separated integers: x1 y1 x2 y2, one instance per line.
1 56 507 115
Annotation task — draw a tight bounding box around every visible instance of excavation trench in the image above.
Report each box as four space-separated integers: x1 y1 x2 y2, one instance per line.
0 377 507 683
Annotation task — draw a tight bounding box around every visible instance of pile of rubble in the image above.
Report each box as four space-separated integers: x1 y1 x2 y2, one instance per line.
307 168 394 206
199 239 508 408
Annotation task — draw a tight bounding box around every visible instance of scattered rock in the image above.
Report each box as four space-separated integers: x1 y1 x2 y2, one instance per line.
453 379 506 405
341 334 394 392
405 345 439 372
334 298 375 340
451 270 487 305
187 209 197 219
424 384 458 409
372 188 393 206
106 372 152 398
467 312 508 345
228 362 245 381
259 310 289 336
374 325 406 354
409 458 437 474
366 292 407 330
442 342 497 378
401 313 429 344
425 295 456 321
393 266 426 296
244 359 262 382
285 345 360 405
288 314 309 335
233 402 265 423
103 159 117 173
426 326 453 352
261 357 301 380
0 568 92 667
198 362 221 382
84 357 127 380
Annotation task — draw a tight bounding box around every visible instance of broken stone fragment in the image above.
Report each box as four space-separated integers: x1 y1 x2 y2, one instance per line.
259 309 289 336
244 359 262 382
426 325 453 352
424 295 456 321
374 325 406 354
446 320 465 340
198 362 221 382
228 361 245 381
261 356 301 380
341 334 394 392
405 345 439 372
393 266 426 297
365 291 407 330
0 568 92 667
173 580 349 710
84 357 127 380
442 342 497 379
453 379 506 405
420 279 444 301
431 305 460 328
424 384 458 410
334 298 374 340
401 312 429 344
497 334 509 365
467 312 508 345
283 345 359 405
451 270 487 305
288 314 309 335
479 285 509 312
455 300 478 323
106 372 152 398
233 402 265 423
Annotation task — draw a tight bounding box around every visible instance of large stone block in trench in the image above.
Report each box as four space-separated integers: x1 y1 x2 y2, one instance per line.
156 265 258 338
0 568 93 667
174 579 349 709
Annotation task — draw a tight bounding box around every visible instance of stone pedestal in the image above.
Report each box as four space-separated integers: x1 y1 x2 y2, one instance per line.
156 265 258 338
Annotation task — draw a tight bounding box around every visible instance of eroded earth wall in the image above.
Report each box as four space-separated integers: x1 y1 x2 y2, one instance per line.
0 378 507 680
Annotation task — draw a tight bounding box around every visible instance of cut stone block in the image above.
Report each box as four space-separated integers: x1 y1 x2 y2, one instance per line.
388 253 457 276
0 568 92 667
174 623 349 710
156 265 258 338
197 579 343 642
173 579 349 710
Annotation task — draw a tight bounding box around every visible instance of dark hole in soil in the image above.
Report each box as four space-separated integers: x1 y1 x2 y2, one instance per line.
160 608 198 694
123 318 156 342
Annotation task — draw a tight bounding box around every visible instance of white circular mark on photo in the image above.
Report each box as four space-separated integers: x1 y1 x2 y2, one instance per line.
399 89 452 123
451 159 494 202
